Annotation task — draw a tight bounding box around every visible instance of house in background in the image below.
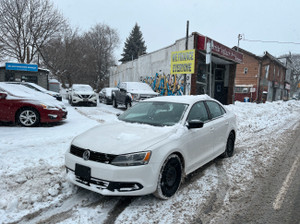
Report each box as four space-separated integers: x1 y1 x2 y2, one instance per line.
233 48 287 102
278 55 292 100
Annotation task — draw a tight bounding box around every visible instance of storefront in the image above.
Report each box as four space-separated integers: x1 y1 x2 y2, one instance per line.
0 62 49 89
110 32 243 104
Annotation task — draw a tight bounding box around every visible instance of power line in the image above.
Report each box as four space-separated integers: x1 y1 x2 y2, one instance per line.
243 38 300 45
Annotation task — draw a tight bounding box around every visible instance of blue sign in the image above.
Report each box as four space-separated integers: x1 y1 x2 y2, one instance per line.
6 63 38 72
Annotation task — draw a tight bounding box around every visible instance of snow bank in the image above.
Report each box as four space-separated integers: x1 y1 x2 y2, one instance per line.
0 99 299 223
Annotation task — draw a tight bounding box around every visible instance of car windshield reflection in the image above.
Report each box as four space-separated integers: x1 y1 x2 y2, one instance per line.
118 101 188 126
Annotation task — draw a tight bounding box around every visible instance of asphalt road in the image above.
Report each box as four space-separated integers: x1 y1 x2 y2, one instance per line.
229 125 300 224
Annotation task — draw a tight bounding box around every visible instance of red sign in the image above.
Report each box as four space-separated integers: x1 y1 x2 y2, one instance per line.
197 35 243 63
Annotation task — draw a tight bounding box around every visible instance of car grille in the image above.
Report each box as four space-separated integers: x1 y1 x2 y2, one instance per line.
81 94 91 99
70 145 117 163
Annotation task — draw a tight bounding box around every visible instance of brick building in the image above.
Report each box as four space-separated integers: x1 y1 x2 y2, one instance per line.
234 48 287 102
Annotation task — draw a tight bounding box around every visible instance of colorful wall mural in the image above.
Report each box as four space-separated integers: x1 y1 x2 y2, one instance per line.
140 72 190 96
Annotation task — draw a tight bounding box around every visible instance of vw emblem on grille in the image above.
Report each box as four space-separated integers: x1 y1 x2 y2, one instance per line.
83 150 90 161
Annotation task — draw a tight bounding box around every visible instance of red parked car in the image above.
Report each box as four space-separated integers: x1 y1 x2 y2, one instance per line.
0 83 67 127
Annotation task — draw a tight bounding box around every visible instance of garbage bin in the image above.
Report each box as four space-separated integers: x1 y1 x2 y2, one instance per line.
244 97 250 102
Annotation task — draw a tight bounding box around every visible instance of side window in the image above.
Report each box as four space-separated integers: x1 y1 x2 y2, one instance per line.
206 101 225 119
187 102 209 122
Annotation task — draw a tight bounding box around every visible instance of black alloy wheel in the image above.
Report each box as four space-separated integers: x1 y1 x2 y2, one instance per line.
154 154 182 199
113 98 118 108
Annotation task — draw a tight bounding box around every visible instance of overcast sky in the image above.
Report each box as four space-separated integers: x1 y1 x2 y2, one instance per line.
51 0 300 60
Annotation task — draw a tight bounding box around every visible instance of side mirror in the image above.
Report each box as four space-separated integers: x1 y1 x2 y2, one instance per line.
187 120 204 129
0 92 7 100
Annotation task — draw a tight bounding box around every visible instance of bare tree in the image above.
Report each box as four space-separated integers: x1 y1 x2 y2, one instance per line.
0 0 66 63
39 28 83 87
82 23 120 89
40 23 119 89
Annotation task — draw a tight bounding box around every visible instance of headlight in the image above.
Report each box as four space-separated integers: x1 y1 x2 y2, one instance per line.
111 151 151 166
40 104 59 110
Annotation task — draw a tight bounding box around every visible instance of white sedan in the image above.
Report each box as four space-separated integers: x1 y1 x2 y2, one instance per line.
65 95 236 199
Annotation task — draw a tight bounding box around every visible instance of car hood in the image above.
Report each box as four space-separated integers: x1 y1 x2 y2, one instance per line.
71 121 177 154
46 90 61 96
73 91 95 95
129 90 159 95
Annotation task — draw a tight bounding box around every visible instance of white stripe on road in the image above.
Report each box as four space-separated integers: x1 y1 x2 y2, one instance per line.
273 155 300 210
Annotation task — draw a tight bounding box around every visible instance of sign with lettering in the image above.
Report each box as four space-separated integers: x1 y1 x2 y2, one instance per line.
6 63 38 72
197 35 243 64
171 49 195 74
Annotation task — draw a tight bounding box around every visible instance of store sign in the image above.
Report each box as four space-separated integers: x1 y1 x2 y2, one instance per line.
6 63 38 72
197 35 243 63
171 49 195 74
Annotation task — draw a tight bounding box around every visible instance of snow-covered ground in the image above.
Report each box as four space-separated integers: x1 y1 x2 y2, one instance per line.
0 99 300 224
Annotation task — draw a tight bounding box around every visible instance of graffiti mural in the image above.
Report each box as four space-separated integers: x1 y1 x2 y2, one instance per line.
140 73 190 96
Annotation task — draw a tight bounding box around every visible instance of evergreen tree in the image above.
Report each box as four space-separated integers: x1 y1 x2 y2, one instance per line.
119 23 147 63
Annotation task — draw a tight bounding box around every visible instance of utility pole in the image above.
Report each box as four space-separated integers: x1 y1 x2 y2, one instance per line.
184 20 189 95
237 34 243 52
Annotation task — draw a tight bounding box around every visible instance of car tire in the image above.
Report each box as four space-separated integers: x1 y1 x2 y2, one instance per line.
17 108 40 127
154 154 183 199
125 100 132 109
113 98 118 108
222 132 235 158
104 98 109 105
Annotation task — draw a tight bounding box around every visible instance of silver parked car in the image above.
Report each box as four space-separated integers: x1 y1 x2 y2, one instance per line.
99 87 118 105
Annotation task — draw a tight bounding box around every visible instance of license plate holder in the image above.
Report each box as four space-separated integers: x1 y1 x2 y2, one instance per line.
75 164 91 181
83 98 88 102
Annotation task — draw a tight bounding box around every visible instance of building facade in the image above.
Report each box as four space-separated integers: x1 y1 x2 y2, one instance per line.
234 49 287 102
0 62 49 89
110 32 243 105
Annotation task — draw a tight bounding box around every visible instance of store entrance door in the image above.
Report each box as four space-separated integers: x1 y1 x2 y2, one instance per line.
214 68 227 104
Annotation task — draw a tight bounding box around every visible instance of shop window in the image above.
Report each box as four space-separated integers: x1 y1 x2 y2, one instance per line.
235 87 249 93
244 67 248 74
5 71 15 81
21 75 38 84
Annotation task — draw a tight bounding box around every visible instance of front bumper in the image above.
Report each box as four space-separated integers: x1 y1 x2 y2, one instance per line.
65 152 159 196
40 109 67 123
72 95 97 105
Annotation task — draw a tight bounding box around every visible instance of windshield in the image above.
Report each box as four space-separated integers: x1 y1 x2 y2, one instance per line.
118 101 188 126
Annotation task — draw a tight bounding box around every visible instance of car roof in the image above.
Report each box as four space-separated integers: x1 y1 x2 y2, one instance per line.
144 95 215 105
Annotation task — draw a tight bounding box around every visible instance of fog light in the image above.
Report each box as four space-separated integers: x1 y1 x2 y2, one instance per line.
48 114 58 119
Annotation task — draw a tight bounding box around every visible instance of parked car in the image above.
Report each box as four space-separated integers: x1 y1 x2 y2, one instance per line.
112 82 159 109
99 87 118 105
6 81 62 101
65 95 236 199
0 83 67 127
68 84 97 106
292 91 300 100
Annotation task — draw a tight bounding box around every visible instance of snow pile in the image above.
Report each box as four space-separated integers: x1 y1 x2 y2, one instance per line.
0 100 299 223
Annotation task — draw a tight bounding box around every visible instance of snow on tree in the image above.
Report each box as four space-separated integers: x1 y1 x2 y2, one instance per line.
119 23 147 63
